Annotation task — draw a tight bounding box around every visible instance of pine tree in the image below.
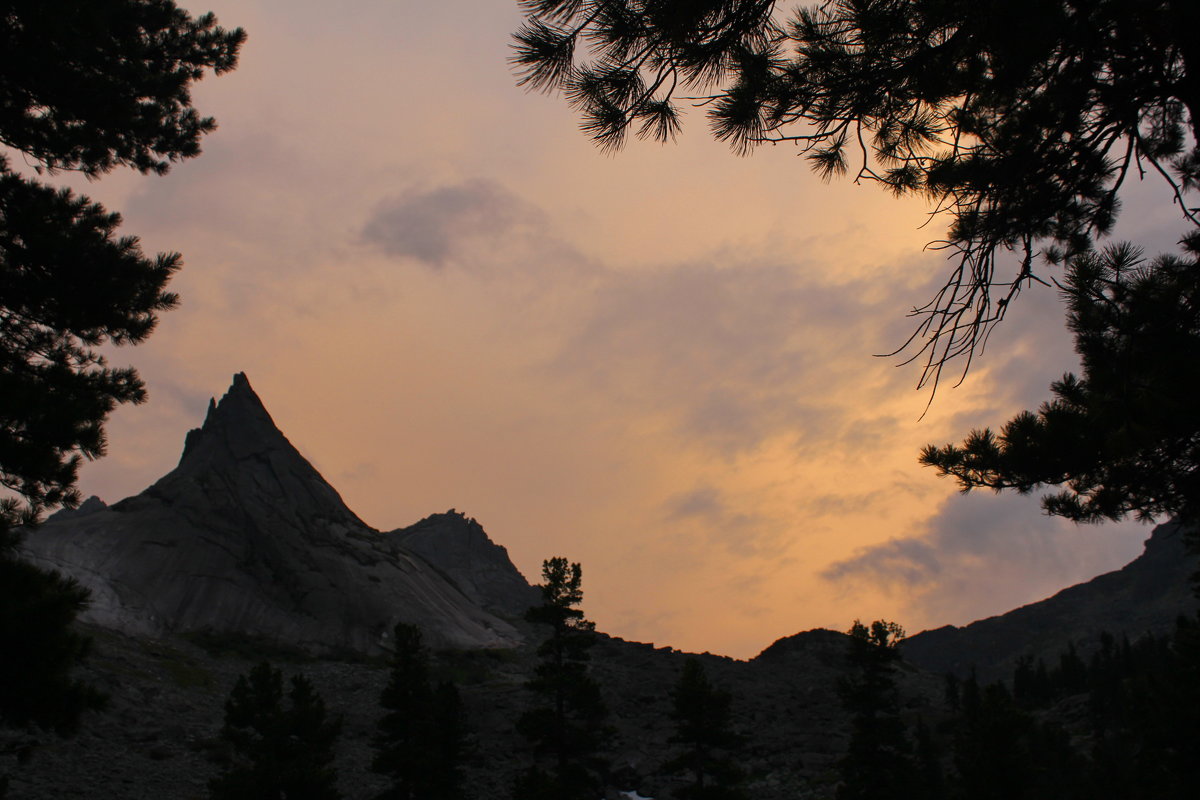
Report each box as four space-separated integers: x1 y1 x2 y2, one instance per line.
511 0 1200 388
209 662 342 800
515 557 610 800
663 657 744 800
0 0 244 770
948 671 1087 800
0 0 245 528
836 620 917 800
0 557 105 733
426 680 466 800
510 0 1200 537
0 554 106 795
921 242 1200 524
372 623 463 800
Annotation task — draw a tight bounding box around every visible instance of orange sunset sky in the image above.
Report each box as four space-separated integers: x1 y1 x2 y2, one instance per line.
45 0 1187 658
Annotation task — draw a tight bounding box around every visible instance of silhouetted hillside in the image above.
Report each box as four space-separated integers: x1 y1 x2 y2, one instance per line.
904 520 1199 681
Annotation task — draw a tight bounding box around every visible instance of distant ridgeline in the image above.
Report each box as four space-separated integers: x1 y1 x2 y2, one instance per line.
904 519 1200 682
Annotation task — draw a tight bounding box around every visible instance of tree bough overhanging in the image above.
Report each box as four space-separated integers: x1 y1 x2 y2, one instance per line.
511 0 1200 394
0 0 244 772
0 0 245 527
921 238 1200 524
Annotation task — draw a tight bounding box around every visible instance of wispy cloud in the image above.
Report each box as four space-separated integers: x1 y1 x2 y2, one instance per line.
550 258 919 456
362 178 547 269
823 491 1146 629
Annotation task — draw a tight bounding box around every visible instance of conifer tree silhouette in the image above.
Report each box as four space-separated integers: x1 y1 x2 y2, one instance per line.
663 657 745 800
515 557 610 800
836 620 917 800
372 623 463 800
0 0 244 767
210 662 341 800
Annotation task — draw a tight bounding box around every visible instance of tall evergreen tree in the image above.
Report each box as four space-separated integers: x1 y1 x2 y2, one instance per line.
663 657 744 800
209 662 342 800
372 623 463 800
515 557 610 800
1082 616 1200 799
427 680 466 800
921 241 1200 524
0 0 244 765
0 0 245 528
836 620 917 800
0 556 106 795
0 559 105 734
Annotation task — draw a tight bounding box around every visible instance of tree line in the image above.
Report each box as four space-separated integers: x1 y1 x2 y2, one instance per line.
198 557 746 800
5 547 1196 798
831 617 1200 800
201 556 1200 800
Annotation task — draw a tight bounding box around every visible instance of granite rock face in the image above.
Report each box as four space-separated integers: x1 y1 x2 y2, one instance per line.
904 519 1200 681
19 373 528 653
389 510 540 619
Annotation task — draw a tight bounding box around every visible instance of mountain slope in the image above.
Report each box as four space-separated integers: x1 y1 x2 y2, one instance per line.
903 519 1200 681
389 510 539 618
20 373 526 653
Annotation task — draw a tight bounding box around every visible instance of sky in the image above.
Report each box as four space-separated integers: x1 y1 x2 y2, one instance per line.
39 0 1186 659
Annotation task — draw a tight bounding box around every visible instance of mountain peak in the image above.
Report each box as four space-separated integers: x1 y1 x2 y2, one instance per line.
179 372 280 467
23 372 523 653
390 510 538 618
149 371 365 530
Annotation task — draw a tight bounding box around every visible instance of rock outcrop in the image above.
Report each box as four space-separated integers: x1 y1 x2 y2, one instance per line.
388 510 540 618
904 519 1200 681
19 373 529 653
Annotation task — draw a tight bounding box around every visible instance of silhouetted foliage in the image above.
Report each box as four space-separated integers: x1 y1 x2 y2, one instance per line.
515 557 610 800
949 674 1084 800
0 555 105 734
922 241 1200 524
663 657 745 800
1077 618 1200 799
912 718 946 800
427 681 466 798
0 550 107 793
209 661 342 800
0 0 245 526
837 620 918 800
512 0 1200 388
372 623 464 800
0 1 243 780
931 621 1200 800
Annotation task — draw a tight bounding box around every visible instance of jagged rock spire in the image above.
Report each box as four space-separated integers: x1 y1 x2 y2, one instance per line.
179 372 292 466
150 372 364 528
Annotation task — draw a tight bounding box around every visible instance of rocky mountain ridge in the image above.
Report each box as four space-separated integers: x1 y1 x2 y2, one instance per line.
20 373 530 653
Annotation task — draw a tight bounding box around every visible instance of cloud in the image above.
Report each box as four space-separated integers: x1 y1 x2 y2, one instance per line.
550 257 915 457
362 178 547 268
662 484 774 557
665 486 725 519
822 490 1147 629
